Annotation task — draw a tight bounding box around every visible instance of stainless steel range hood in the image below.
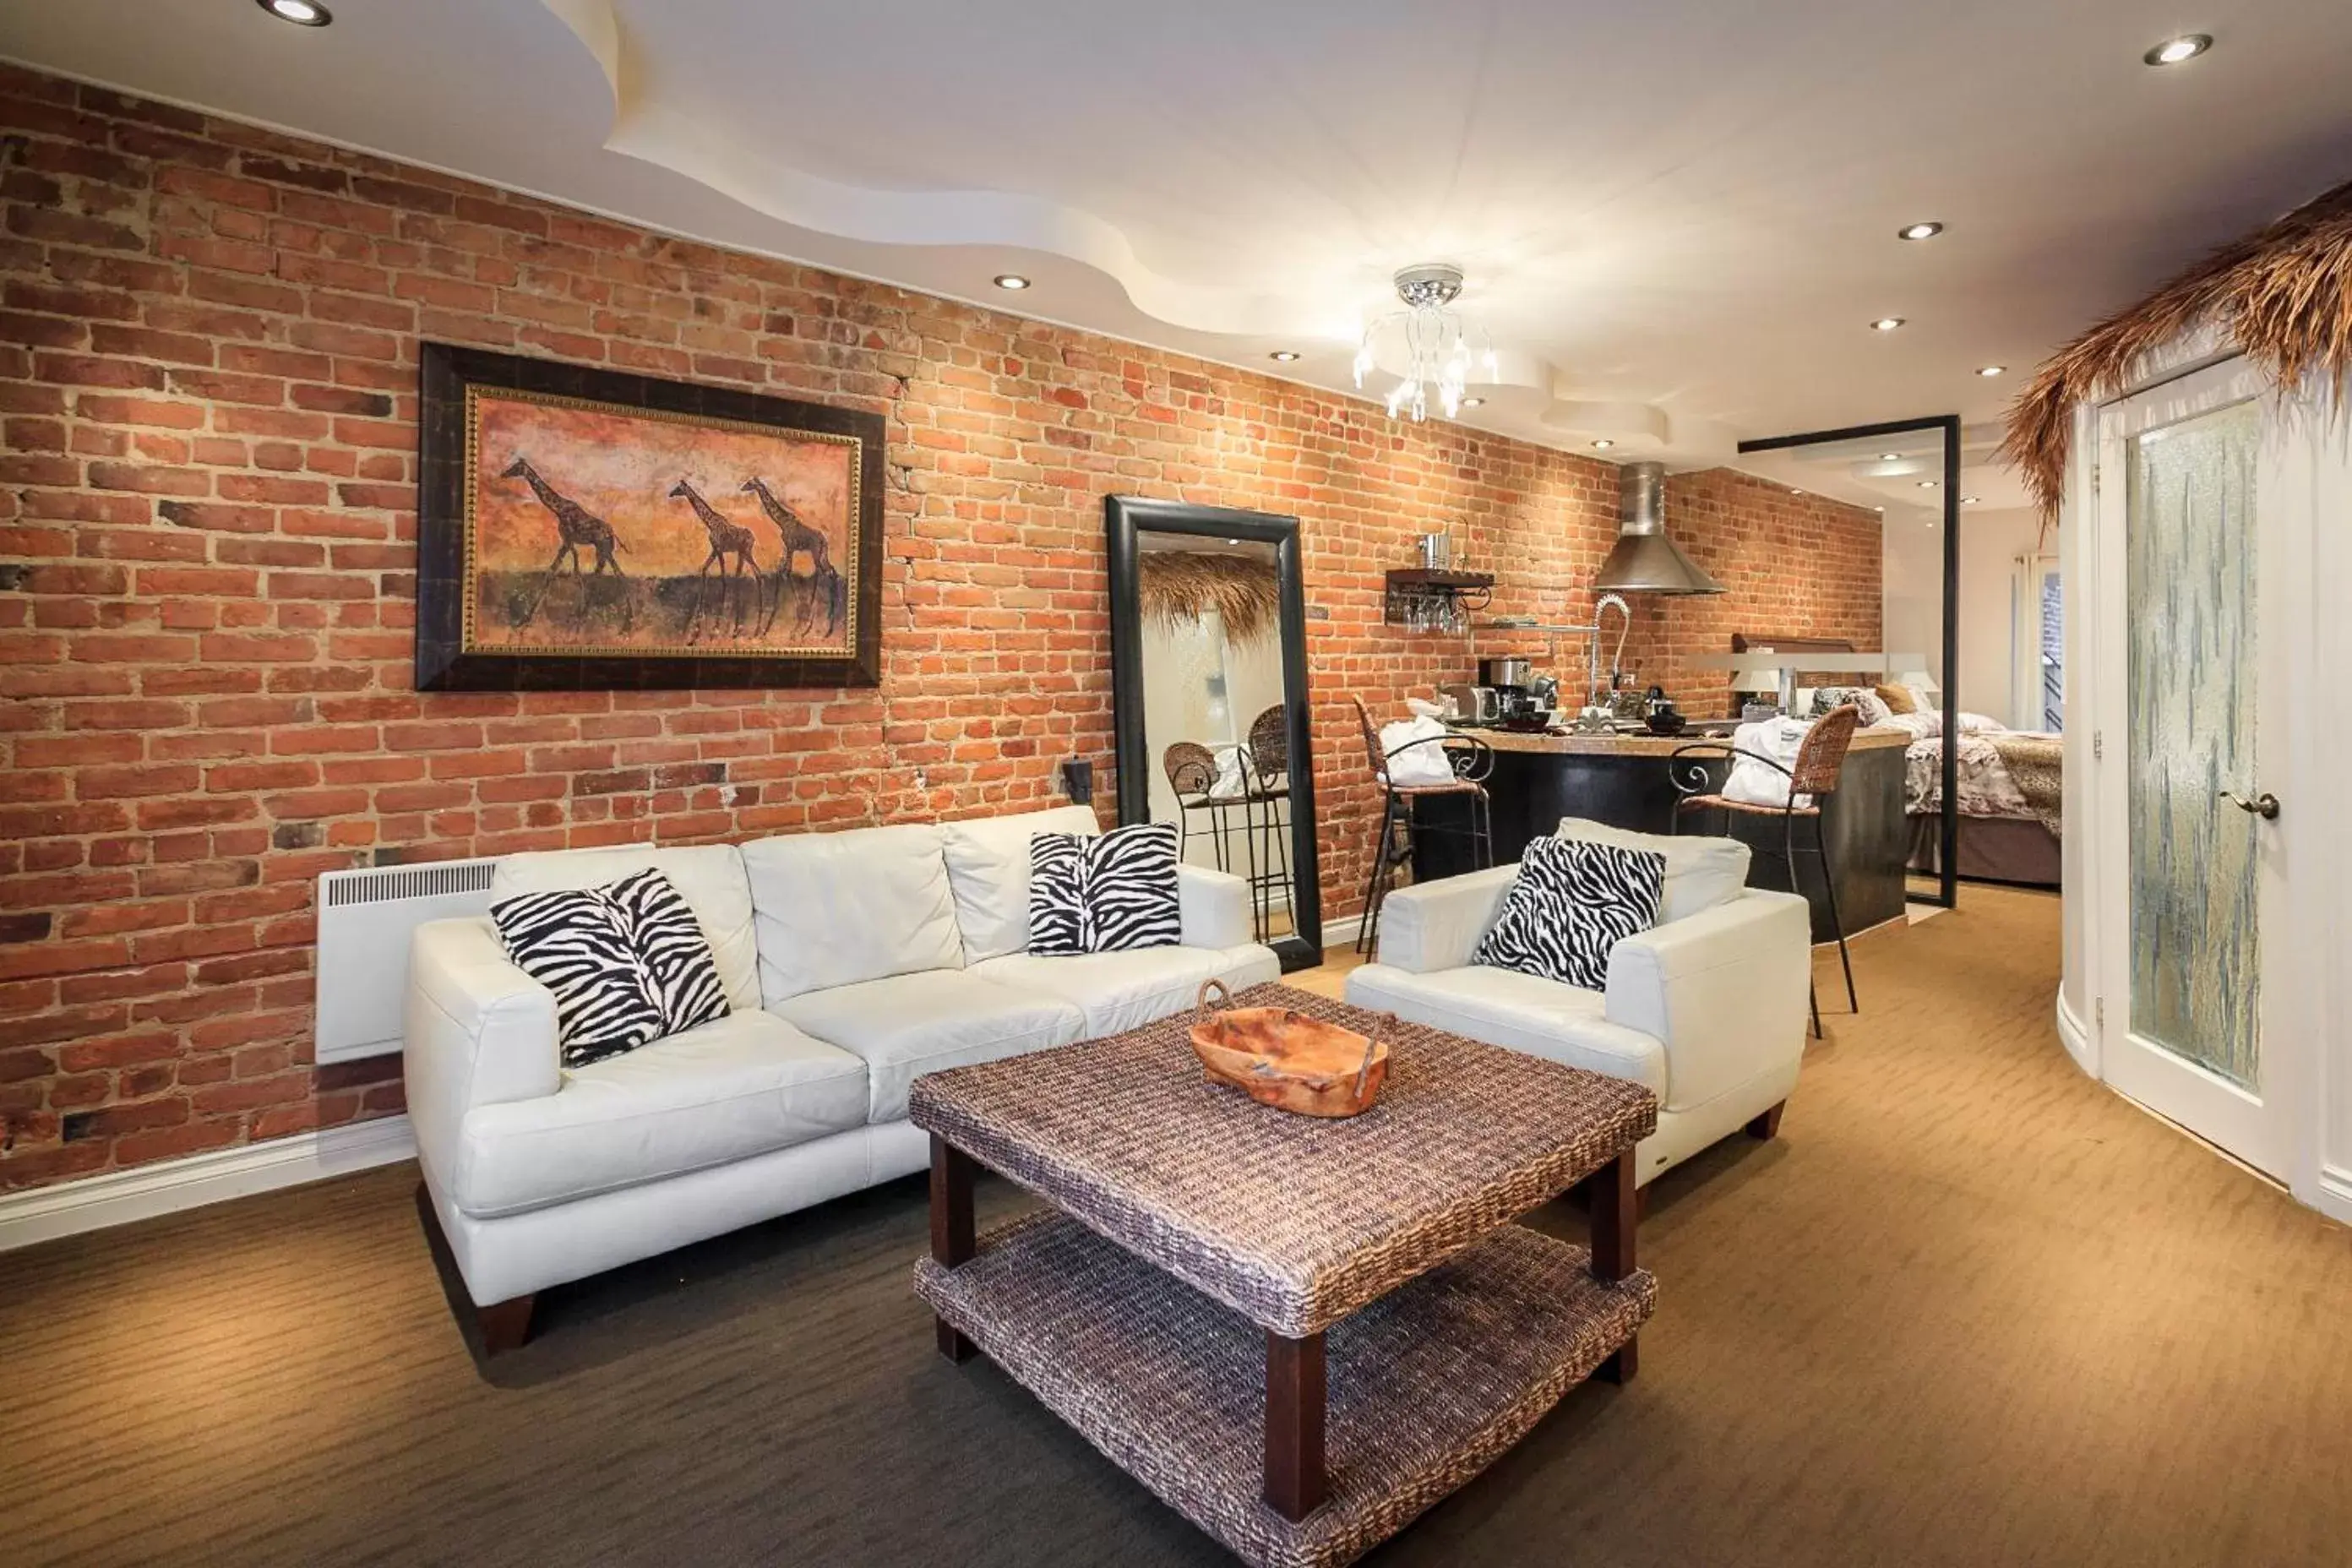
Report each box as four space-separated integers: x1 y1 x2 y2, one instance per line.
1593 461 1724 595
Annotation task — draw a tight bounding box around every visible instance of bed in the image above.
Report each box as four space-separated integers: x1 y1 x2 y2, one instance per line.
1884 710 2062 889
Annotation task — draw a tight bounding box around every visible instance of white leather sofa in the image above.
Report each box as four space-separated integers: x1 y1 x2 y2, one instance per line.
1345 819 1810 1187
404 804 1278 1349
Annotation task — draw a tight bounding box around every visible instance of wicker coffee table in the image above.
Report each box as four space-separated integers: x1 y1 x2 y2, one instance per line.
910 984 1658 1568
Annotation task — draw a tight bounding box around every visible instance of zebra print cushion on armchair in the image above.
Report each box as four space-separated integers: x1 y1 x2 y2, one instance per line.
490 869 730 1067
1027 823 1183 956
1472 836 1666 991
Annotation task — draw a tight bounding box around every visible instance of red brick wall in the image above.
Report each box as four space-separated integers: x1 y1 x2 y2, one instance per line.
1617 471 1886 716
0 67 1875 1192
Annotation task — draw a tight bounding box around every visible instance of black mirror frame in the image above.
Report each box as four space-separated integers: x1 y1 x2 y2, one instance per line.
1105 495 1323 972
1737 412 1963 909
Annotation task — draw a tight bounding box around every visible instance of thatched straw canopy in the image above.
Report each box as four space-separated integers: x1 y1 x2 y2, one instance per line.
1136 550 1280 642
2000 175 2352 513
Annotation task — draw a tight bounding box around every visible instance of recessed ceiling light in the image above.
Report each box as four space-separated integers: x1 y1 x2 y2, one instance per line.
1268 350 1299 362
1871 317 1907 332
1590 438 1614 449
1789 487 1804 496
1917 480 1938 489
1976 365 2006 378
1897 221 1944 241
992 274 1031 291
1962 495 1982 504
1874 506 1886 513
1462 395 1486 407
259 0 331 21
2144 34 2212 66
1879 451 1903 460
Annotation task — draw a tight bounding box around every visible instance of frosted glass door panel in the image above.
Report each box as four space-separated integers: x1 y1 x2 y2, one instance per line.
2125 399 2261 1086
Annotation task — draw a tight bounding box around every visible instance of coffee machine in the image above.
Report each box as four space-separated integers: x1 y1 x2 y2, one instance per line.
1476 657 1558 730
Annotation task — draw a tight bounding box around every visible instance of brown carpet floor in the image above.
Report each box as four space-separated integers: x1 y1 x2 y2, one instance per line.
5 886 2349 1567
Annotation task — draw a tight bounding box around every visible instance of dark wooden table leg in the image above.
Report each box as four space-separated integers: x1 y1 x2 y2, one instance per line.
1264 1330 1326 1521
1589 1146 1639 1383
929 1134 977 1363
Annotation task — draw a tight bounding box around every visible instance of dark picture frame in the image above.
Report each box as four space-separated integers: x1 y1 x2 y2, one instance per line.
416 343 885 690
1106 495 1323 972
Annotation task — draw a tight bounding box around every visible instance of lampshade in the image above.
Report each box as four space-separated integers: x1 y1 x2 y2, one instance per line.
1895 668 1940 694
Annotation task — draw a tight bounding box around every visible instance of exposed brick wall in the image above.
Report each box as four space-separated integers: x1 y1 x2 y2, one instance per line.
1620 471 1886 716
0 66 1872 1192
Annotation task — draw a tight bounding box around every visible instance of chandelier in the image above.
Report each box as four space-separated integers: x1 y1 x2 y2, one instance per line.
1353 263 1500 422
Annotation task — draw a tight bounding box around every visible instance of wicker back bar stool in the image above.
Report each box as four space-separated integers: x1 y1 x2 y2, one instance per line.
1668 704 1862 1037
1162 741 1253 880
1240 705 1294 942
1349 698 1494 956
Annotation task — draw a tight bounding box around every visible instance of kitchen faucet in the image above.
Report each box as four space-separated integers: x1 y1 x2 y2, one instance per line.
1587 592 1631 710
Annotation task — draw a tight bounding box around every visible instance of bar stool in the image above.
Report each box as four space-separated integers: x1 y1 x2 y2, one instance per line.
1350 698 1494 956
1162 741 1250 877
1667 704 1861 1037
1241 705 1293 942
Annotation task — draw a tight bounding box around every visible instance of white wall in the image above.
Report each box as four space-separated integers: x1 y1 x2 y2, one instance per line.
1956 507 2055 729
1880 503 1943 690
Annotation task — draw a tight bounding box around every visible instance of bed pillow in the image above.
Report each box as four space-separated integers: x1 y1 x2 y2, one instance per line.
1027 822 1182 956
1473 836 1665 991
1810 686 1892 726
1874 683 1917 716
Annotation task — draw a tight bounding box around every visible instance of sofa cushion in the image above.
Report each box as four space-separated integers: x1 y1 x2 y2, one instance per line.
1027 822 1181 956
1474 836 1664 990
741 823 964 1005
492 843 759 1012
939 804 1100 963
1344 962 1667 1095
972 942 1281 1038
1555 816 1749 925
775 969 1086 1123
488 885 668 1067
607 868 732 1038
451 1009 868 1219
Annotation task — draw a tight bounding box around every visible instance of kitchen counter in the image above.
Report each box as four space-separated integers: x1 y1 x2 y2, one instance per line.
1462 726 1911 758
1410 721 1913 942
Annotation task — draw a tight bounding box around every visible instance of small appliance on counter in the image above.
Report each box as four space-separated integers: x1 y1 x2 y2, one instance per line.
1474 656 1558 730
1436 683 1500 724
1642 686 1687 736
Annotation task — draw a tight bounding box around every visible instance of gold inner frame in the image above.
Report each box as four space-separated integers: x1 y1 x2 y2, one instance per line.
460 383 863 660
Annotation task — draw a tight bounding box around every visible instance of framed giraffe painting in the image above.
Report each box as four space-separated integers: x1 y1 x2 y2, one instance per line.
416 343 885 689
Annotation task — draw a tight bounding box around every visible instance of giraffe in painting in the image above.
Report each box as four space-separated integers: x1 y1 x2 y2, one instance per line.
742 476 844 637
669 479 765 641
499 456 629 631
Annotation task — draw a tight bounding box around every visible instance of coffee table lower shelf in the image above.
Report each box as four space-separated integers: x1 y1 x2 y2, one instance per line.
914 1211 1656 1568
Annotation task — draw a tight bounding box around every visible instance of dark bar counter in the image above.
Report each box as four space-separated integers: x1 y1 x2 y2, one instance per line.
1410 727 1913 941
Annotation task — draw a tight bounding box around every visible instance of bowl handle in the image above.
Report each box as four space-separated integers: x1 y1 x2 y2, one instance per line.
1195 977 1231 1023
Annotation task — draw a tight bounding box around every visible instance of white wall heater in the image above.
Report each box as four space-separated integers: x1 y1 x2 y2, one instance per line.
314 858 500 1064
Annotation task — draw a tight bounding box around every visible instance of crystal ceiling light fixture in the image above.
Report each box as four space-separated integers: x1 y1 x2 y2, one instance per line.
1354 264 1498 422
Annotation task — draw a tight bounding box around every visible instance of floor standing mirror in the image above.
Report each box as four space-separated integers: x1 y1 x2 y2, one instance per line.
1107 496 1322 972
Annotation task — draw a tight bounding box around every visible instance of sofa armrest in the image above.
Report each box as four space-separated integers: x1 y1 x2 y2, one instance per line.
403 916 562 1187
1603 889 1810 1111
1372 863 1520 973
1177 863 1252 950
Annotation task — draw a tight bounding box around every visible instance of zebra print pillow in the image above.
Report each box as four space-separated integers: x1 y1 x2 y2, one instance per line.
1473 836 1665 991
604 868 731 1037
491 887 668 1067
1027 823 1182 956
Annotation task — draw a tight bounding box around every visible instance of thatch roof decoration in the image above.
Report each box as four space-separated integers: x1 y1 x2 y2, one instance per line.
2000 176 2352 514
1137 551 1281 643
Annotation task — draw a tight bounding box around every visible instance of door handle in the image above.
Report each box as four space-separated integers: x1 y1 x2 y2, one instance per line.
2219 790 2281 820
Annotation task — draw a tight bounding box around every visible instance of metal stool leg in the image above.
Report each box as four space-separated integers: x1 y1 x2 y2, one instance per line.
1364 792 1407 957
1815 812 1857 1013
1357 791 1397 956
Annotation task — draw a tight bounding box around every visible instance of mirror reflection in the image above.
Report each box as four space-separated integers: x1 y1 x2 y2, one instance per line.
1135 532 1301 944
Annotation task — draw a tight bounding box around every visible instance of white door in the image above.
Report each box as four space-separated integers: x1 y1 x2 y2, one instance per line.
2093 357 2289 1174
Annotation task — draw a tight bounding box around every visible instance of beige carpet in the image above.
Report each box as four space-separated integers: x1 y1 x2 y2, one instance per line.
4 886 2347 1566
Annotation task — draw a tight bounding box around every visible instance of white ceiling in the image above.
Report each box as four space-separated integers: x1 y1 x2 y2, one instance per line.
6 0 2349 487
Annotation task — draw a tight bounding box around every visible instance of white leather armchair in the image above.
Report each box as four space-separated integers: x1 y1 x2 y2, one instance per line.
1347 847 1810 1186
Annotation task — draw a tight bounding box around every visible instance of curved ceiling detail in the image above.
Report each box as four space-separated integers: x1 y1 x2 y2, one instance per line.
536 0 1681 452
544 0 1310 340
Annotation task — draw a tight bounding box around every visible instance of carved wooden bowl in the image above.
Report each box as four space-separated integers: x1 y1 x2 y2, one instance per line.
1188 978 1391 1119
